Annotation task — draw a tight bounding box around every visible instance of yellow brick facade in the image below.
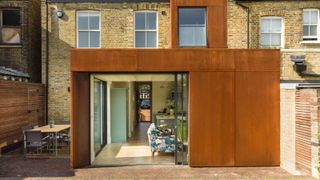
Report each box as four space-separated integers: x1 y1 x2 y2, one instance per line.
43 1 320 121
228 0 320 81
41 1 170 120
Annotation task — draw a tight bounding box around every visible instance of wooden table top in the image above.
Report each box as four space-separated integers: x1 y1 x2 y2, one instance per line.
29 125 70 133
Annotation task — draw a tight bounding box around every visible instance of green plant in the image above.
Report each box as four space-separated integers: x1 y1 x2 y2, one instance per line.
49 119 55 125
166 99 175 109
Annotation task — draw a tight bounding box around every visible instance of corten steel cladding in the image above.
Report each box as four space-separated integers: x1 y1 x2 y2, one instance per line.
70 48 280 168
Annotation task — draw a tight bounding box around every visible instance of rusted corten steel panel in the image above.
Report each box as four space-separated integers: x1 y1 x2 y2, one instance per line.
170 0 227 48
70 73 90 168
70 49 279 73
70 48 280 168
235 72 280 166
189 71 235 166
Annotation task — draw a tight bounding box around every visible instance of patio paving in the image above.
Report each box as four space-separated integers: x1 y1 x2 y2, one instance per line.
0 147 315 179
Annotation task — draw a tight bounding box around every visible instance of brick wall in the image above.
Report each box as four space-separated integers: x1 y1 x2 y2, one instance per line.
228 0 320 80
41 1 170 120
280 89 296 174
227 0 248 48
0 0 41 83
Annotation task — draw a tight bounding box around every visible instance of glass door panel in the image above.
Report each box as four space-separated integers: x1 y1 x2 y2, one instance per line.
175 73 189 165
93 79 107 156
94 79 102 155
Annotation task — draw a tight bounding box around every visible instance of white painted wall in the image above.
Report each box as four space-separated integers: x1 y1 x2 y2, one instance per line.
152 81 174 121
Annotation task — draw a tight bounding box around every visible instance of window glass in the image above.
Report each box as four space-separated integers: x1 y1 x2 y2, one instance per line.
146 31 157 47
135 31 145 47
178 8 207 47
90 32 100 47
1 9 21 44
260 17 283 48
146 13 157 30
78 16 89 30
303 9 319 40
2 10 20 26
134 12 157 48
78 31 89 48
179 8 205 25
77 11 100 48
89 16 100 30
135 12 145 30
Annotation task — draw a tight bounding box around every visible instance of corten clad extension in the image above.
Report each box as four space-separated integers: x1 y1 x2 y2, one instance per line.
65 0 280 168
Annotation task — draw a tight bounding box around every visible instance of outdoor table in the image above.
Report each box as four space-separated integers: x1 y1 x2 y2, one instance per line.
28 125 70 156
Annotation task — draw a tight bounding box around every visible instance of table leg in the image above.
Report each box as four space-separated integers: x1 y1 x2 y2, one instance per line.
23 133 26 155
55 132 58 156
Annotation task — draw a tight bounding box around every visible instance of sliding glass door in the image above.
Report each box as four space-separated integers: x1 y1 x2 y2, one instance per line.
93 79 107 156
175 73 189 165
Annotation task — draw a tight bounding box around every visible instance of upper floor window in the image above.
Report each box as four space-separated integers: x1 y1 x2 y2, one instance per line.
260 17 283 48
0 9 21 44
77 11 100 48
178 8 207 47
134 11 157 48
303 9 319 41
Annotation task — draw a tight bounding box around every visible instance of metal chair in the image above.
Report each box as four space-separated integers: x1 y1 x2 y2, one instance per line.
55 120 70 146
21 125 31 155
25 130 48 154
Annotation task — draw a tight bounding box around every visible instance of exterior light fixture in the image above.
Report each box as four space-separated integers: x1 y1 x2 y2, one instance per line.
56 9 64 18
291 55 306 74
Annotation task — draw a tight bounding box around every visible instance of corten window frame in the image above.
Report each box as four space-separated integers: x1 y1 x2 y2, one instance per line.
178 7 208 48
0 8 22 45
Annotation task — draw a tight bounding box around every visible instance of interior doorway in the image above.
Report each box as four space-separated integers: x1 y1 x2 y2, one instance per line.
90 73 189 166
136 82 152 123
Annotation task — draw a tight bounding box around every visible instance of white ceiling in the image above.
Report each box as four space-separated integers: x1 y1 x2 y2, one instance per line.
94 74 175 82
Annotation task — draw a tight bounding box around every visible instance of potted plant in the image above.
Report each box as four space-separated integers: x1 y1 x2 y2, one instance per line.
167 100 175 117
49 119 55 128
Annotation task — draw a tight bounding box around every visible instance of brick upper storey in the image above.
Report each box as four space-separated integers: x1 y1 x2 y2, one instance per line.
42 0 320 121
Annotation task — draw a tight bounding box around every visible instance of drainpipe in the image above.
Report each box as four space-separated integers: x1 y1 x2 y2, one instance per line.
235 1 250 48
45 0 49 124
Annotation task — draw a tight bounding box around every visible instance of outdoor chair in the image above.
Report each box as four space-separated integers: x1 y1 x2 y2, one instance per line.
25 130 49 155
21 125 31 155
55 120 70 145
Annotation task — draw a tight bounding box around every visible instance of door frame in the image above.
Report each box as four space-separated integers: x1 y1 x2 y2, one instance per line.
90 76 108 163
135 81 153 123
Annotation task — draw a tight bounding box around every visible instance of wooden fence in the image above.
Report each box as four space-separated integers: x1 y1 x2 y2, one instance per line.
0 80 45 150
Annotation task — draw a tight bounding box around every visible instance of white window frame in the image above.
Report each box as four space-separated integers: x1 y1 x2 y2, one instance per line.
260 16 284 48
76 11 101 48
0 8 22 45
303 9 319 40
134 11 158 48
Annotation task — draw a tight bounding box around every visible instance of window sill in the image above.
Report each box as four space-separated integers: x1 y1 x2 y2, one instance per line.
300 41 320 45
0 44 22 48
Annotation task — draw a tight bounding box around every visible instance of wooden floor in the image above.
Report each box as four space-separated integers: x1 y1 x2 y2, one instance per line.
92 123 175 166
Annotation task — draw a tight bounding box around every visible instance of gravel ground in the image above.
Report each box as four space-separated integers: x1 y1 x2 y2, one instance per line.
0 148 314 180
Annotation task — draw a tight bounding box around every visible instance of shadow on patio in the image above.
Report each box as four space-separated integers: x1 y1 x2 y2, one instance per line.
0 147 74 178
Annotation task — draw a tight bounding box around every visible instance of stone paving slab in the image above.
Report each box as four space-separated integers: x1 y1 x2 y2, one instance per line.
0 149 315 179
